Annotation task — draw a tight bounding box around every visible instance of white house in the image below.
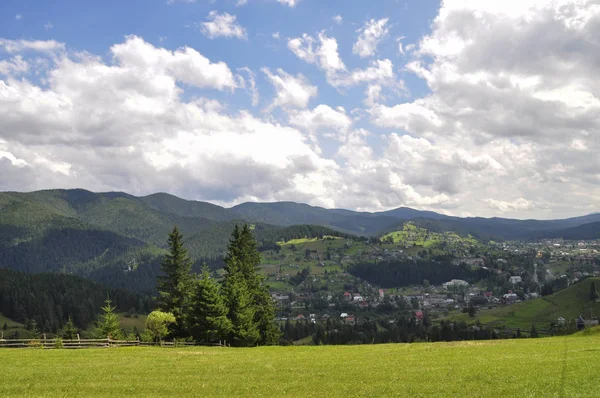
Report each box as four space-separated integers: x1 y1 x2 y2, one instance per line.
443 279 469 289
509 276 523 284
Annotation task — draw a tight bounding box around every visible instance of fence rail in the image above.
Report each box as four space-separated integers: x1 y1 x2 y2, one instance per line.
0 337 228 349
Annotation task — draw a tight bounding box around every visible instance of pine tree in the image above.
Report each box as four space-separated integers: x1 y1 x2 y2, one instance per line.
530 324 539 338
28 319 40 338
590 281 599 301
222 224 280 346
188 266 232 343
157 226 193 337
95 297 122 339
62 317 77 339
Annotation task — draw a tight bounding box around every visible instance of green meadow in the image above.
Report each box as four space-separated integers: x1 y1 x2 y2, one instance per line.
2 332 599 397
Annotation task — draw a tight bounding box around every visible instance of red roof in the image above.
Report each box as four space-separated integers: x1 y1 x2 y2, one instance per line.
344 292 351 296
415 311 424 319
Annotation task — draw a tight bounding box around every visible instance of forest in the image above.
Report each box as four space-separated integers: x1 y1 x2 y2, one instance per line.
0 268 152 335
348 258 492 288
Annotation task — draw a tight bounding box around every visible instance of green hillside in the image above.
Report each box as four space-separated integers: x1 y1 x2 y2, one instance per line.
451 278 600 329
2 334 600 397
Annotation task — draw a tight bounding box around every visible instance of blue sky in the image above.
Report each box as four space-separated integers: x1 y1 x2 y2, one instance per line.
1 0 599 219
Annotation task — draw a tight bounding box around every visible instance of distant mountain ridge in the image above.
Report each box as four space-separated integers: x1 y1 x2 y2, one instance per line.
2 188 600 240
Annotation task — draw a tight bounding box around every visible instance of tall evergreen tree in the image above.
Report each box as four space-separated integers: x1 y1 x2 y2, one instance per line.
188 266 232 344
222 224 280 346
590 281 599 301
157 226 193 337
95 297 122 339
62 317 78 339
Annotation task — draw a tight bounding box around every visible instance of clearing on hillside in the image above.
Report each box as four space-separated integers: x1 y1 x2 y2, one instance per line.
2 334 599 397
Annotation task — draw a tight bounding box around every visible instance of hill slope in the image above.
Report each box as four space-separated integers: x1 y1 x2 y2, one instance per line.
452 278 600 329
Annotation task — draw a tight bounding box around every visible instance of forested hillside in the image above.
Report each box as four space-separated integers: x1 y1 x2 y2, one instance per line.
0 268 152 335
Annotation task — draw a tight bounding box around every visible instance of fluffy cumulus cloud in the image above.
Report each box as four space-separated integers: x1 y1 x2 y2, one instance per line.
0 36 339 206
353 18 390 58
261 67 317 110
201 11 247 40
2 0 600 218
364 0 600 217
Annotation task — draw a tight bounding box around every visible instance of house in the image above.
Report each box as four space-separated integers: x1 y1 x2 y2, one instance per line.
340 313 348 318
415 311 424 321
503 293 519 302
343 292 352 300
352 293 364 302
295 314 305 321
344 315 355 324
443 279 469 289
509 276 522 284
557 317 566 325
379 289 385 299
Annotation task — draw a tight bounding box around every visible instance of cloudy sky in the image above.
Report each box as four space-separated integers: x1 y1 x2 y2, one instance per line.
1 0 599 219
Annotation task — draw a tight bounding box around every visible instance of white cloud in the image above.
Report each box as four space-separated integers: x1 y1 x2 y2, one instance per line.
0 38 65 54
15 14 22 20
111 35 237 91
484 198 537 213
201 11 247 40
272 32 280 40
277 0 300 7
0 56 29 76
44 23 53 30
237 67 259 106
262 67 317 110
333 15 343 25
289 105 352 139
353 18 389 58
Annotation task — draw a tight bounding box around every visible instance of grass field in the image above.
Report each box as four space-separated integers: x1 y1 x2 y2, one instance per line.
2 332 599 397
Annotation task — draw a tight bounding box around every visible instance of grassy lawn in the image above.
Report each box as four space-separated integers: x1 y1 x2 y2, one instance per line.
1 333 599 397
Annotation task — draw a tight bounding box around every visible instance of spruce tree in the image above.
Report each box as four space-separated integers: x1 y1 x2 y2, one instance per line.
222 224 280 346
590 281 599 301
157 226 193 337
188 266 232 344
62 317 77 339
95 297 122 339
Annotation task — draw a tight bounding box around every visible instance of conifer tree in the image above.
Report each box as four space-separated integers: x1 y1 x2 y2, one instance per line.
590 281 599 301
95 297 122 339
222 224 280 346
188 266 232 343
157 226 193 337
62 317 78 339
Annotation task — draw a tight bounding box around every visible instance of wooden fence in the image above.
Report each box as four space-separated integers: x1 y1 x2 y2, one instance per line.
0 336 228 349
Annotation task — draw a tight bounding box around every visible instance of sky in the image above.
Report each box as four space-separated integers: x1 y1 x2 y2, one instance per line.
1 0 599 219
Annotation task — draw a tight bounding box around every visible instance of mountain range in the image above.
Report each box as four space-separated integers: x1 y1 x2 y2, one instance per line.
1 188 599 293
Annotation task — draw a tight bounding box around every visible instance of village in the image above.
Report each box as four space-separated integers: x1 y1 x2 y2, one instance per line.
262 234 600 327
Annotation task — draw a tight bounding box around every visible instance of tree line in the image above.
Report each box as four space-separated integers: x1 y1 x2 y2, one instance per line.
348 258 491 288
0 268 152 335
153 224 281 346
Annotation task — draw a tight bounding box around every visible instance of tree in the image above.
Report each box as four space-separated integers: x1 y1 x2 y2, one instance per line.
144 311 176 343
2 322 7 331
188 266 232 343
468 305 477 318
157 226 193 337
530 324 539 338
95 297 122 339
222 225 280 346
28 319 40 338
62 317 78 339
590 281 599 301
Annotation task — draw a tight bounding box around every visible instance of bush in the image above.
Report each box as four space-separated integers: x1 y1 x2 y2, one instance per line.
54 338 64 349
